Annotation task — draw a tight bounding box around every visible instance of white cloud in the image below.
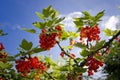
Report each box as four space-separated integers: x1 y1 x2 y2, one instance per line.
60 12 83 31
12 24 22 30
1 23 23 30
102 16 120 30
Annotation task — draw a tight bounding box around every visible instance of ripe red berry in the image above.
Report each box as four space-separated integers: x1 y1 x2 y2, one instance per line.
80 25 100 42
39 31 57 50
86 56 103 76
60 52 64 57
70 53 76 58
15 56 46 77
55 25 62 31
55 25 62 39
0 43 5 50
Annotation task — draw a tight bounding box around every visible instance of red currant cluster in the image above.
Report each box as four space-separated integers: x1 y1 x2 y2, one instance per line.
80 25 100 42
86 56 103 76
39 31 57 50
39 25 62 50
55 25 62 39
15 56 46 77
0 43 7 62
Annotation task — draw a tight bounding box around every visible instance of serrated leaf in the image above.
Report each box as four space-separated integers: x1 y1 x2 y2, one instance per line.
82 11 92 19
0 62 12 69
92 40 105 50
80 49 89 57
82 11 91 17
45 57 56 66
76 58 83 62
94 54 103 61
58 66 69 71
22 28 36 34
6 56 15 61
74 67 87 73
46 20 54 27
55 17 65 24
69 31 79 38
42 8 49 17
52 11 59 19
94 10 105 21
32 48 45 53
42 5 52 18
20 39 33 51
74 42 86 48
103 28 116 36
36 12 45 20
33 22 45 29
60 30 69 40
74 19 83 28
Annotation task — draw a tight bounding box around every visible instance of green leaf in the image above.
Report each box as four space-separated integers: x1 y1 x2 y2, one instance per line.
36 12 45 20
33 22 46 29
103 28 116 36
74 67 87 73
82 11 92 19
94 54 103 61
0 62 12 69
82 11 91 17
46 20 54 27
94 10 105 21
42 8 49 18
0 30 8 36
32 48 45 53
68 31 79 38
58 66 69 71
74 42 86 48
45 57 56 66
80 49 89 57
55 17 65 24
6 56 15 61
20 39 33 51
92 40 105 50
60 30 69 40
42 5 53 18
22 28 36 34
76 58 83 62
51 11 59 19
74 18 84 28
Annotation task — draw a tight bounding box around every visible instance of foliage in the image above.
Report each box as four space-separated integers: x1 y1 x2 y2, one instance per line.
103 41 120 80
0 5 120 80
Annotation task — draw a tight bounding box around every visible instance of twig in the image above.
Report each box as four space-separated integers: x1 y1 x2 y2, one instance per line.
79 30 120 67
56 41 78 64
45 71 55 80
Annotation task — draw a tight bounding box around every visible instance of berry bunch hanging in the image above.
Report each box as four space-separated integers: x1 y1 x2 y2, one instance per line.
15 56 46 77
86 56 103 76
80 25 100 42
39 25 62 50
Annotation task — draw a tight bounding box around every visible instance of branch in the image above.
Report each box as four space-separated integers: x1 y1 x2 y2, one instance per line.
45 71 55 80
56 41 78 64
79 30 120 67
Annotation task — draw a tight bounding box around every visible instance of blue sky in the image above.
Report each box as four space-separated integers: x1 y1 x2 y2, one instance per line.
0 0 120 56
0 0 120 79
